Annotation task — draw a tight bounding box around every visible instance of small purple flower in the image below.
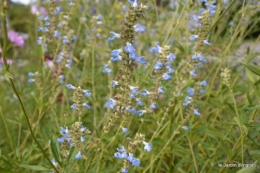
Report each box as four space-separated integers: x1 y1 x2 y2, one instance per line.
8 30 25 47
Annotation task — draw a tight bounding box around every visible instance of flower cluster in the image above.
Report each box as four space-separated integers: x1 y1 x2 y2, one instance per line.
57 122 90 159
66 84 92 115
114 134 152 173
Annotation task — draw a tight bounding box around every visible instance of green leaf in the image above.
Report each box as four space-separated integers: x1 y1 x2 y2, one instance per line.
66 146 75 164
19 164 51 171
242 63 260 77
236 160 257 173
243 105 260 110
4 71 13 80
234 117 241 127
50 135 62 164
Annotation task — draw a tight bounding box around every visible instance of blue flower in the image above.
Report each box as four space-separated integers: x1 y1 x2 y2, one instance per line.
82 102 91 109
104 98 116 109
57 138 64 143
190 70 197 77
111 49 123 62
194 109 201 116
127 153 140 166
66 84 76 90
183 96 192 106
133 24 146 33
162 73 172 80
138 56 147 64
28 78 35 83
82 90 91 97
128 0 138 8
102 64 113 74
149 45 161 53
53 7 62 15
154 61 163 70
62 36 70 44
200 80 207 86
141 90 150 96
112 80 119 88
182 126 189 130
107 31 121 42
37 37 43 45
51 158 58 167
136 98 144 106
137 110 147 116
167 53 176 61
187 87 194 96
158 87 164 94
190 35 199 41
122 127 129 133
203 40 211 45
121 168 128 173
114 146 127 159
28 72 34 77
125 42 135 53
75 151 82 159
143 141 152 152
111 49 122 57
71 104 77 110
150 103 157 109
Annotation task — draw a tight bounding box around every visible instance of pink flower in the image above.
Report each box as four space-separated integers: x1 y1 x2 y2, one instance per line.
8 30 25 47
0 58 12 65
31 5 48 16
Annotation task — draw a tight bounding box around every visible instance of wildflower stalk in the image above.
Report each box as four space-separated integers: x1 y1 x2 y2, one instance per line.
1 1 59 172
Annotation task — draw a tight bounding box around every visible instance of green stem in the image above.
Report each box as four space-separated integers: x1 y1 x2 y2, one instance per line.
1 1 59 172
